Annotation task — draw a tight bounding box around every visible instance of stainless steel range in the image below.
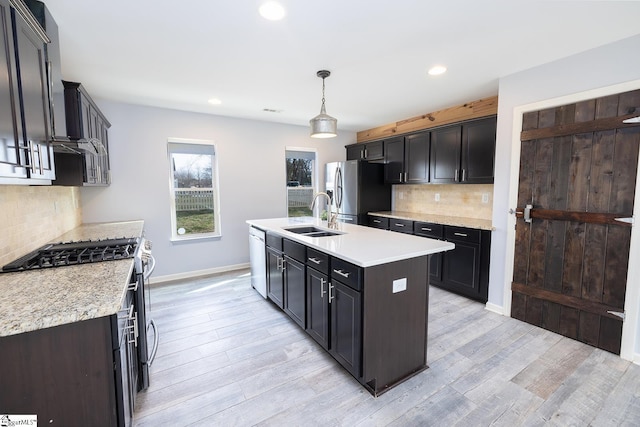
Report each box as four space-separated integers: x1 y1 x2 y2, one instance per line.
1 237 158 393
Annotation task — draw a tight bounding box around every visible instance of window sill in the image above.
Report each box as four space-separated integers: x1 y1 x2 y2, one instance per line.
170 233 222 243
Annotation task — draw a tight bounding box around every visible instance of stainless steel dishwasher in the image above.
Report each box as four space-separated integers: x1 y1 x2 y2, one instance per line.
249 226 267 298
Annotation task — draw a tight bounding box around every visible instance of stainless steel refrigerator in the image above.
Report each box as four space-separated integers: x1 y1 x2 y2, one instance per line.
325 160 391 225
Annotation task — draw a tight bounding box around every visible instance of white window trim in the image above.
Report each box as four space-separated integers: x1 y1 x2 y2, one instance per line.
167 137 222 242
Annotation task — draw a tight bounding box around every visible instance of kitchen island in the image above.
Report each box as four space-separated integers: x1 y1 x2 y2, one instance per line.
247 217 454 396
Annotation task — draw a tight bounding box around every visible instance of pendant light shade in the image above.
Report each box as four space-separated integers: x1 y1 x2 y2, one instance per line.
310 70 337 138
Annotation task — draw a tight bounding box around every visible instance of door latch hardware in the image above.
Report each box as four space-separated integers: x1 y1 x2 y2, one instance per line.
614 217 634 225
524 204 533 223
607 310 626 320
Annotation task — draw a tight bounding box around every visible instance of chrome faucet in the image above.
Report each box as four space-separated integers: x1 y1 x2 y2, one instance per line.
310 192 339 229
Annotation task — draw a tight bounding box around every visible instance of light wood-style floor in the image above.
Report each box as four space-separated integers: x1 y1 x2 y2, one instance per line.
134 268 640 426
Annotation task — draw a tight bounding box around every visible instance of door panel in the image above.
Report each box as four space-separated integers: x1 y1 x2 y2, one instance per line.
511 89 640 354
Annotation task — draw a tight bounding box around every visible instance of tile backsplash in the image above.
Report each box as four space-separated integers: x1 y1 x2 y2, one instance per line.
0 185 82 267
393 184 493 220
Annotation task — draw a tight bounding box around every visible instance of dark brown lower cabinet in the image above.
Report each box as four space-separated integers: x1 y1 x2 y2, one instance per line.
0 313 133 426
266 245 284 309
438 226 491 302
284 255 306 328
306 267 330 350
329 279 362 378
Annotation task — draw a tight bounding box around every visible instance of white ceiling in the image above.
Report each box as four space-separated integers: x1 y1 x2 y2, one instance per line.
43 0 640 133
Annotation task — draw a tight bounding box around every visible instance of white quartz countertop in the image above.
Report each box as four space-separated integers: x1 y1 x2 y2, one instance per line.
246 217 454 268
0 220 144 338
370 211 494 231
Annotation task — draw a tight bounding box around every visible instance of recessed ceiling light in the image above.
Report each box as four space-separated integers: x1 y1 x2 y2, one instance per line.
208 98 222 105
259 1 286 21
428 65 447 76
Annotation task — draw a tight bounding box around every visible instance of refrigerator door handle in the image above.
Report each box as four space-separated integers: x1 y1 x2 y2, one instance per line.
335 166 343 209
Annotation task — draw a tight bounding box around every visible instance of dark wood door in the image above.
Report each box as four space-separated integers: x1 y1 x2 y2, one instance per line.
383 136 404 183
284 255 306 328
346 143 362 160
511 89 640 354
330 280 362 378
430 125 461 183
461 116 496 183
404 131 430 183
306 267 329 350
266 247 284 309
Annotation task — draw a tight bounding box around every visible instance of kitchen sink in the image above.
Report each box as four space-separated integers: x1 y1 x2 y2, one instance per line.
283 226 343 237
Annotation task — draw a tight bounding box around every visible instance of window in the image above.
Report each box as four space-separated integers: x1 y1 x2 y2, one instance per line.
286 149 316 217
168 139 221 240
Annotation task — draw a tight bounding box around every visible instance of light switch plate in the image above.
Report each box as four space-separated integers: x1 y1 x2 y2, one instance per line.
435 193 440 202
393 278 407 293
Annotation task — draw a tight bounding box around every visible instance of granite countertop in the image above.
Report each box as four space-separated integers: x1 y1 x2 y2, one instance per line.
247 217 454 268
0 220 144 338
370 211 494 231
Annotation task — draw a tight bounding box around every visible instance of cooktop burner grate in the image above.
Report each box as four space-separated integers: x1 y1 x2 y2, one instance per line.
2 238 139 272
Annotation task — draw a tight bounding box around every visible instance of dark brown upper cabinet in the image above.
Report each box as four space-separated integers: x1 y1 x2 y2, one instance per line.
430 116 496 184
346 139 384 161
0 0 54 183
383 132 430 184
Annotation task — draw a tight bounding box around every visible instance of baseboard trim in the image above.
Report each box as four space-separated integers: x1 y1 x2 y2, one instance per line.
485 301 505 316
149 262 250 285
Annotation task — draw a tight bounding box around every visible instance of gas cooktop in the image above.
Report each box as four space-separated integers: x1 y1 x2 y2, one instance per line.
2 238 139 273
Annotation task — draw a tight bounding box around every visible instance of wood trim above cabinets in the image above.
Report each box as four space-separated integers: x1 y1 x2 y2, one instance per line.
357 96 498 143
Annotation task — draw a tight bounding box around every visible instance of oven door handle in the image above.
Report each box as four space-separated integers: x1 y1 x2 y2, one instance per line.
148 318 159 365
143 255 156 281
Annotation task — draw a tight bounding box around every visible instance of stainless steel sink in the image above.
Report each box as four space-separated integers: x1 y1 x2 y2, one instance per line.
283 226 343 237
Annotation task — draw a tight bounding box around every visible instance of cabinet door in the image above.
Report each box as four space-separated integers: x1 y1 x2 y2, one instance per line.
441 239 481 298
461 117 496 183
404 132 430 183
363 140 384 160
13 7 54 180
346 144 362 160
284 256 306 329
330 280 362 378
0 0 27 179
430 125 461 183
383 136 404 183
266 247 284 308
306 268 329 350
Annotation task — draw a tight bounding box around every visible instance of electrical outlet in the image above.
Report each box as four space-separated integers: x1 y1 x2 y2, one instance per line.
482 193 490 204
398 191 404 200
435 193 440 202
393 278 407 293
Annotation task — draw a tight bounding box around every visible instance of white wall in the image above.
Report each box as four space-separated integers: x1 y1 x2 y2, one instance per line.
80 102 350 278
489 34 640 359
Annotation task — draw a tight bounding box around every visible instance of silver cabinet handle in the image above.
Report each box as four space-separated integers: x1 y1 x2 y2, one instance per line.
373 219 381 223
364 148 368 158
320 278 326 297
399 172 403 181
27 140 35 170
395 223 405 227
308 257 321 265
455 169 459 182
328 282 334 303
453 232 468 237
461 169 466 182
333 269 350 278
421 227 432 231
36 143 43 174
281 257 286 271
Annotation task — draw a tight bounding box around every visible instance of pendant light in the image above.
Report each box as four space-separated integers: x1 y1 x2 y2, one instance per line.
310 70 337 138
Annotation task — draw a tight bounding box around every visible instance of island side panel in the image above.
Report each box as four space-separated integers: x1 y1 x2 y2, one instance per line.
362 255 430 394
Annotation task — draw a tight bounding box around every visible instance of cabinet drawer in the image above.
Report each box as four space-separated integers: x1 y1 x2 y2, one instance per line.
389 218 413 234
331 258 362 292
266 233 283 250
368 215 389 229
283 239 306 263
306 247 329 274
444 226 481 244
413 222 443 239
